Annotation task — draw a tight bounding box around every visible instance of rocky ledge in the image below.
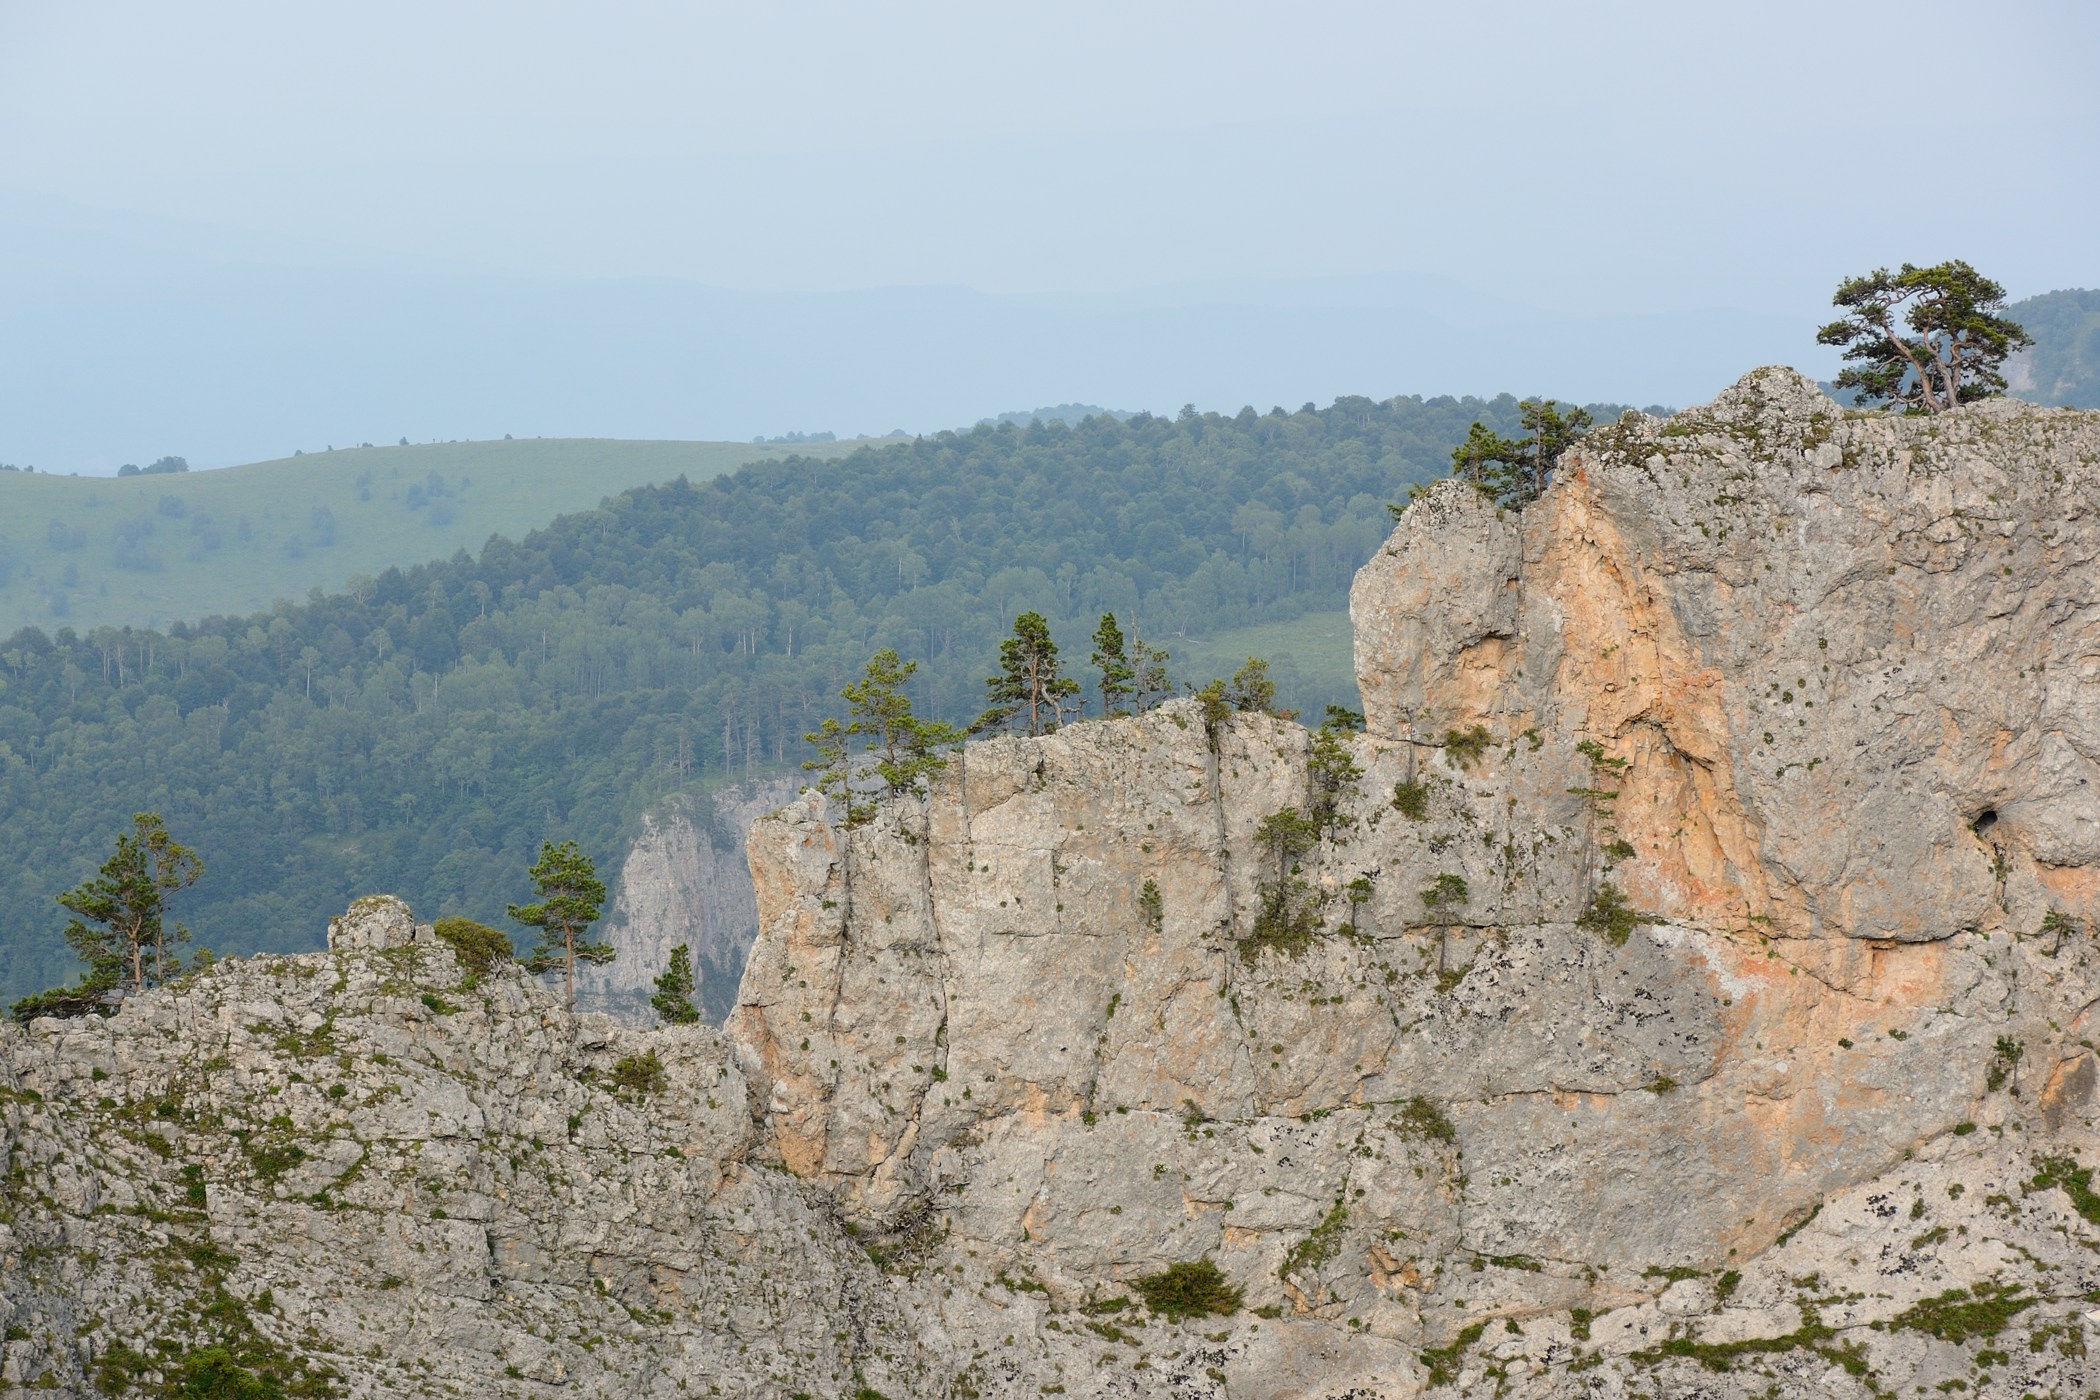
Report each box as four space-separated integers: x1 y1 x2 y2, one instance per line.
6 370 2100 1398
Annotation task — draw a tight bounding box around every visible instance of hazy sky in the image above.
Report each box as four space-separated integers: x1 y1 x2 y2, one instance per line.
1 2 2095 467
8 0 2093 305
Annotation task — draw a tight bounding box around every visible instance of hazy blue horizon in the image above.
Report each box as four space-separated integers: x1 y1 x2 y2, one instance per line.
3 1 2093 471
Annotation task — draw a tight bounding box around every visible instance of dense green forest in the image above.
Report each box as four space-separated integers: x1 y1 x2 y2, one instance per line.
0 393 1620 999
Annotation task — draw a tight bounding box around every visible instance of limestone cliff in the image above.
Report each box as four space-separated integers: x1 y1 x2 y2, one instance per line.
0 897 936 1398
728 370 2100 1396
7 371 2100 1400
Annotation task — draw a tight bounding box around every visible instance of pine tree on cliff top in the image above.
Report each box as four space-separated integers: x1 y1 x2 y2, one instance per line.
11 813 202 1022
976 611 1080 736
844 648 962 795
510 839 610 1013
1447 399 1592 510
802 648 959 827
1818 260 2032 413
1090 613 1135 718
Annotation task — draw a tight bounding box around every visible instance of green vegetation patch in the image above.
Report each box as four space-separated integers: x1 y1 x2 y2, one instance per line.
1578 882 1651 947
1391 778 1430 820
1442 725 1491 768
1279 1202 1348 1281
1420 1321 1486 1387
1132 1258 1243 1321
610 1050 668 1097
1889 1282 2034 1343
1395 1096 1456 1142
432 917 513 979
2032 1154 2100 1224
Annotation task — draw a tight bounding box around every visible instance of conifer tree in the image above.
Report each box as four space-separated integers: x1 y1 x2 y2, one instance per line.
12 813 202 1022
1090 613 1135 717
509 840 610 1013
1817 260 2031 413
977 612 1079 736
1228 656 1277 715
844 648 962 794
63 813 196 992
1449 398 1592 509
803 648 959 826
651 943 701 1025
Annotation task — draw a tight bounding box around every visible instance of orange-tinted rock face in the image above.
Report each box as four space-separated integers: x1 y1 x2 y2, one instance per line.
1353 367 2100 947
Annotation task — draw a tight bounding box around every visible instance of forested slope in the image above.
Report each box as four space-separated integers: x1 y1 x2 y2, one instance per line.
0 393 1607 998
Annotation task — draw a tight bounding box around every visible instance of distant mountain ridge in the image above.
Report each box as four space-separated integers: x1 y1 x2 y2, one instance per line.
978 403 1133 429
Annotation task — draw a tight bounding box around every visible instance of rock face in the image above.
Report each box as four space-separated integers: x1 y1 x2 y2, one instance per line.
7 371 2100 1399
728 370 2100 1396
581 779 797 1025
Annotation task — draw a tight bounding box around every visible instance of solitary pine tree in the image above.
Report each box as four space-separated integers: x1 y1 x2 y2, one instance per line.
1090 614 1135 717
977 612 1080 736
1817 260 2032 413
509 840 610 1013
651 943 701 1025
13 813 202 1021
1227 657 1277 715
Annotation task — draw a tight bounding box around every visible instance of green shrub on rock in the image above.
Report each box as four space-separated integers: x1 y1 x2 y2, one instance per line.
432 917 513 980
1132 1258 1243 1320
611 1050 668 1097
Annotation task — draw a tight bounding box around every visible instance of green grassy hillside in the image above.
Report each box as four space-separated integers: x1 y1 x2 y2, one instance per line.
0 437 866 636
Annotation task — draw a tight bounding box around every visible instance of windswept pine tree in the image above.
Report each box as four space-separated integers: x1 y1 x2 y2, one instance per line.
1818 260 2032 413
11 814 201 1022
